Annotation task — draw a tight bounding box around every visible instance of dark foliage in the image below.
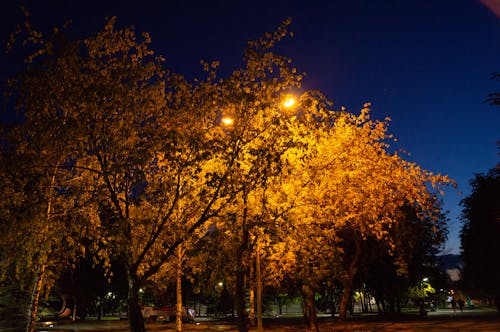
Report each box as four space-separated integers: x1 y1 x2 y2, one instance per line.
460 163 500 302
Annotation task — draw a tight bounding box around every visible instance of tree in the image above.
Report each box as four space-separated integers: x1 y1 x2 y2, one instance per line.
4 13 455 332
1 73 91 332
5 15 243 332
460 161 500 313
264 106 453 325
4 15 310 332
187 20 309 332
361 204 448 315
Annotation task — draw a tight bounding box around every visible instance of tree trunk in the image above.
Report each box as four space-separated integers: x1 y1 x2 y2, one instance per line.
256 241 262 332
127 272 145 332
249 263 255 326
176 247 184 332
305 291 319 332
25 263 46 332
26 170 58 332
301 293 308 323
339 237 362 321
235 268 248 332
249 287 255 326
339 271 355 320
235 193 250 332
329 291 336 318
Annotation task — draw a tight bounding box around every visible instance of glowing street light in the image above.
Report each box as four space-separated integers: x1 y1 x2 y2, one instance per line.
221 116 234 126
282 95 297 109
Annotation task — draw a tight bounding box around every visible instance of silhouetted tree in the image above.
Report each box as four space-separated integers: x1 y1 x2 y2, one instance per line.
460 159 500 313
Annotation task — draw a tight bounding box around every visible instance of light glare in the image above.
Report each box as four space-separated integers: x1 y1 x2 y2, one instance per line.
222 117 234 126
283 96 296 108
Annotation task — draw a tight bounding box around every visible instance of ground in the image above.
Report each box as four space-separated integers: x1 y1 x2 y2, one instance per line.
33 308 500 332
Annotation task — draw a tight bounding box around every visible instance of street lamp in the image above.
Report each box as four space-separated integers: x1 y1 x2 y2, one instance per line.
221 116 234 126
281 95 297 109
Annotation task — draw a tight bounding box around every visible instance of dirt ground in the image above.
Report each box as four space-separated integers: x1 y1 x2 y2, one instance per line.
34 310 500 332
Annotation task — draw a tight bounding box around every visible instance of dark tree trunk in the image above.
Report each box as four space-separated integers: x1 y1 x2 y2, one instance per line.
235 268 248 332
305 290 319 331
176 248 183 332
235 193 250 332
339 277 354 321
127 272 145 332
302 293 308 323
339 237 362 321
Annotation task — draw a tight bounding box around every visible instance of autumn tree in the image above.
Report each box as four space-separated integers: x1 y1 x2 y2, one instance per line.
1 71 91 332
5 14 319 332
4 15 249 332
4 13 455 332
238 91 339 330
307 108 451 321
190 19 320 332
262 105 452 328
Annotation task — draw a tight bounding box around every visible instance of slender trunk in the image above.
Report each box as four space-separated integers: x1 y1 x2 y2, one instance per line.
176 246 184 332
235 192 249 332
339 271 354 320
249 263 255 325
362 291 368 312
127 272 145 332
256 241 262 332
395 279 401 314
25 263 46 332
72 302 77 321
235 268 248 332
26 165 59 332
301 293 308 323
339 237 362 321
305 288 319 332
249 287 255 325
375 297 382 313
330 291 336 317
98 303 103 320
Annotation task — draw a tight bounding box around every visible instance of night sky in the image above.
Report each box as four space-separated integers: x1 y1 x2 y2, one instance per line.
1 0 499 255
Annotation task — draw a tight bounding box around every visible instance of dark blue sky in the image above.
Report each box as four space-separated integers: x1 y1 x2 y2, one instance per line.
2 0 499 255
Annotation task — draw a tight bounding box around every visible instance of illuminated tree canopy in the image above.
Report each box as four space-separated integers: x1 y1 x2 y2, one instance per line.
1 15 454 332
